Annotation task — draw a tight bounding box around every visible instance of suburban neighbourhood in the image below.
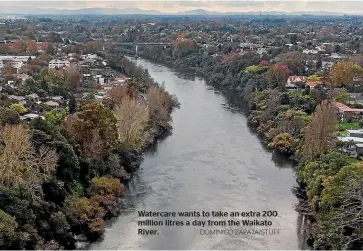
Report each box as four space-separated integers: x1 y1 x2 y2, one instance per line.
0 7 363 251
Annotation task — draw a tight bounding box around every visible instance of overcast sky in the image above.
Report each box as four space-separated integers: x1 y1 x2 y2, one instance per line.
2 1 363 14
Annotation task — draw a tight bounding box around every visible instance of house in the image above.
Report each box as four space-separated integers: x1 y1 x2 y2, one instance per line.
27 93 40 102
338 130 363 157
20 113 41 121
303 49 318 54
286 76 307 89
330 53 342 60
257 48 267 55
348 93 363 105
8 95 26 105
306 81 322 89
81 54 99 60
322 61 334 70
51 96 63 101
44 101 59 107
49 59 70 69
335 102 363 122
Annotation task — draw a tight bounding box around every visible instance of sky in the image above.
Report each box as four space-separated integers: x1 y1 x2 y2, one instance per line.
1 1 363 14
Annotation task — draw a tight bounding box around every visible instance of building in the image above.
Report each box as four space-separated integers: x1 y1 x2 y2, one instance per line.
44 101 59 107
306 81 322 89
48 59 70 69
335 102 363 122
338 130 363 157
286 76 307 89
8 95 26 105
348 93 363 105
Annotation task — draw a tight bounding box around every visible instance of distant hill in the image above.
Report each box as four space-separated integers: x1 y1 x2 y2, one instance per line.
0 7 359 16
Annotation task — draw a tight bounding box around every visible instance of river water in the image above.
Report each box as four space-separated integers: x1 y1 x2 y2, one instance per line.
90 58 306 250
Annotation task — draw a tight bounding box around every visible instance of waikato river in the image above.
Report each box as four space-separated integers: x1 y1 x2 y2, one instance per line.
90 58 306 250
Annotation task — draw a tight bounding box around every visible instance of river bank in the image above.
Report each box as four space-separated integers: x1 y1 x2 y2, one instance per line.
118 52 315 246
90 57 306 250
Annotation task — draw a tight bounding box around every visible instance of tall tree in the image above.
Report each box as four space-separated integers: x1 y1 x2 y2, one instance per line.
0 124 58 188
68 94 77 114
301 101 337 162
114 96 149 151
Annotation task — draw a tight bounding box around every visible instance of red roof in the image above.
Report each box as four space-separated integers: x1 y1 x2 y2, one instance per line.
335 102 363 112
306 81 321 87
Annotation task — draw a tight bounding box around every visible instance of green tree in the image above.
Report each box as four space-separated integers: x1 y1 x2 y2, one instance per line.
0 210 19 248
67 102 118 158
45 108 67 127
68 94 76 114
9 104 27 114
316 163 363 249
0 108 20 126
268 133 295 155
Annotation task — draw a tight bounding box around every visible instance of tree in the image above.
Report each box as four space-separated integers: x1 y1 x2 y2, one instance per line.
328 61 363 88
68 94 76 114
244 65 264 74
45 108 67 127
268 133 295 155
64 196 105 235
0 209 19 248
46 43 55 55
172 38 197 59
9 103 27 114
307 74 321 81
147 86 172 128
0 108 21 126
265 64 291 88
301 101 337 162
0 124 58 188
89 176 124 197
26 40 38 54
67 102 118 158
107 85 129 109
332 88 349 104
64 67 81 90
316 163 363 249
114 96 149 150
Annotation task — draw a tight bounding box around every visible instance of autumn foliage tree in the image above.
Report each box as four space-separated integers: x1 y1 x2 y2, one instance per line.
0 124 58 188
114 96 149 151
268 133 295 155
172 38 197 59
26 40 38 54
147 86 172 128
265 64 291 88
301 101 337 162
328 61 363 88
67 102 118 159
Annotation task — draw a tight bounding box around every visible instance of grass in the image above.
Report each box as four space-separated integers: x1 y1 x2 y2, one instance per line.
338 121 361 131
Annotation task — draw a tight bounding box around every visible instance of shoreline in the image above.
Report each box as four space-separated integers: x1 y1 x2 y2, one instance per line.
128 54 314 247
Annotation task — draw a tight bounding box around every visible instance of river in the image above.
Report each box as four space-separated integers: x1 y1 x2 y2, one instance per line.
90 58 306 250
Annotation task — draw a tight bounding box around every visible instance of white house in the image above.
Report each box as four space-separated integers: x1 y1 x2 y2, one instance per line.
81 54 99 60
48 59 70 69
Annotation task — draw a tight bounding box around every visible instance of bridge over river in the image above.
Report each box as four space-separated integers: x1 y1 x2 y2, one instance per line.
104 42 173 56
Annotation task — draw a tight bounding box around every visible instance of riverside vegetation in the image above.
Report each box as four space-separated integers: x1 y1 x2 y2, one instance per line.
119 40 363 249
0 56 178 249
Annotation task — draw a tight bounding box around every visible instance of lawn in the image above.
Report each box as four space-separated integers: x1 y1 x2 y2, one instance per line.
338 121 361 131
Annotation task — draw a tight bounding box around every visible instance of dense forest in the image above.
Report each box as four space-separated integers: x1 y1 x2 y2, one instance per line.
0 56 178 249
